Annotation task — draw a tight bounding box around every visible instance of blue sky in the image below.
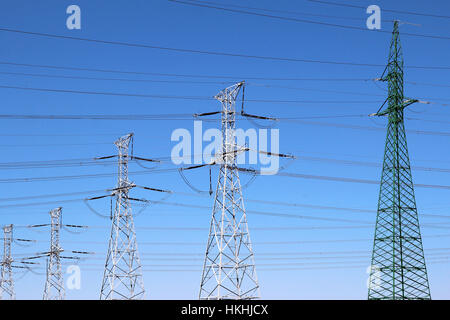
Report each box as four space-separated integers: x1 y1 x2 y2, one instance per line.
0 0 449 299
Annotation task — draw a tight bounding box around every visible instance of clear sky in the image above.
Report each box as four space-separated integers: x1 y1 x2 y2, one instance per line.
0 0 449 299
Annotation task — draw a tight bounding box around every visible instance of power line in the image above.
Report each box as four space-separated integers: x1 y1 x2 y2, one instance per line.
4 60 450 86
0 85 212 101
0 159 117 170
0 61 374 81
0 70 385 97
23 258 450 273
282 119 450 137
56 223 450 232
11 247 450 258
307 0 450 20
0 71 234 85
36 234 450 246
271 171 450 190
70 251 450 261
0 85 382 104
0 142 111 147
0 188 448 221
4 70 450 102
1 113 450 140
0 113 199 121
296 155 450 174
1 27 450 69
0 114 371 122
175 0 393 22
170 0 450 41
1 162 450 193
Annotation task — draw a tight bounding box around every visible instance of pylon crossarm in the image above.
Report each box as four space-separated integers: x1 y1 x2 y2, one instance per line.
371 98 419 117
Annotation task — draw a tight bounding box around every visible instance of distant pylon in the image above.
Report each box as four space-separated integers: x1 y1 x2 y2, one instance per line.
100 133 145 300
199 82 260 300
368 21 431 300
43 207 65 300
0 224 15 300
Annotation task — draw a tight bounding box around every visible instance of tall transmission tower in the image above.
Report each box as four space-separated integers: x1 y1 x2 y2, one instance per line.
0 224 15 300
368 21 431 300
43 207 65 300
100 133 145 300
199 82 260 300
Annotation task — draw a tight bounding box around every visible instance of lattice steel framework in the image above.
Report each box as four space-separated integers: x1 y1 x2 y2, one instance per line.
0 224 15 300
199 82 260 300
44 207 65 300
100 133 145 300
368 21 431 300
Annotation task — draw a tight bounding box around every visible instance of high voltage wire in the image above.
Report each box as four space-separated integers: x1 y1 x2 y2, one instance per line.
2 113 450 138
2 61 449 89
0 189 110 202
3 60 450 87
0 114 200 121
0 71 235 85
0 85 383 104
0 131 122 137
30 257 450 268
296 155 450 174
1 184 449 221
22 255 450 266
175 0 394 22
0 160 117 170
0 61 374 80
23 259 450 273
0 142 112 147
25 223 448 232
28 247 442 258
0 70 384 97
307 0 450 20
1 153 450 173
3 71 450 102
18 250 450 259
62 251 450 261
272 171 450 190
0 197 374 224
1 28 450 69
1 165 450 192
170 0 450 41
1 192 448 222
28 234 450 246
282 119 450 137
0 114 369 120
0 85 212 101
149 197 450 221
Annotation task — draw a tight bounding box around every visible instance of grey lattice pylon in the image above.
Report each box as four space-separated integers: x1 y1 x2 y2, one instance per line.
100 133 145 300
368 21 431 300
199 82 260 300
0 224 15 300
43 207 65 300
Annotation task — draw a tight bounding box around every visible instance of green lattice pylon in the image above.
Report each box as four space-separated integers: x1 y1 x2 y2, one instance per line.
367 21 431 300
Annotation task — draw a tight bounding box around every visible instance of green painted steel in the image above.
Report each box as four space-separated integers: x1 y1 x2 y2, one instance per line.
367 21 431 300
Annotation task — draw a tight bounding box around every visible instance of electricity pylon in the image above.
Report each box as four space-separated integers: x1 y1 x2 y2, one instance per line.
368 21 431 300
0 224 15 300
44 207 65 300
100 133 145 300
199 82 260 300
